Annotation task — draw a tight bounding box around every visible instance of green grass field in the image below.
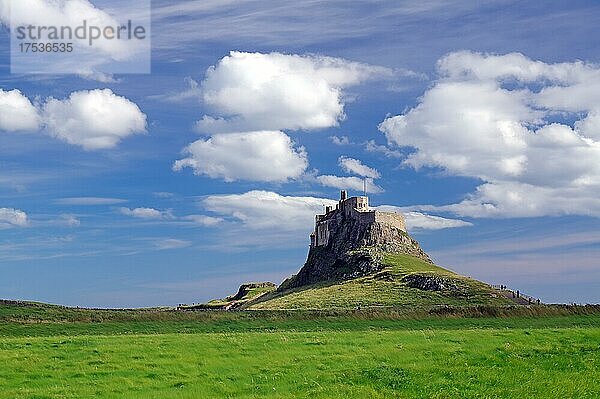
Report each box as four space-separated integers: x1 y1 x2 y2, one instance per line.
0 303 599 398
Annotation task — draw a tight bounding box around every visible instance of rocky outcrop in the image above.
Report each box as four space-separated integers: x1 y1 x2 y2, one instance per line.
402 274 459 292
231 282 277 301
279 210 431 291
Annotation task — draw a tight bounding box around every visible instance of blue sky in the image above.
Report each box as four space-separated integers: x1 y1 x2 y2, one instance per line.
0 0 599 307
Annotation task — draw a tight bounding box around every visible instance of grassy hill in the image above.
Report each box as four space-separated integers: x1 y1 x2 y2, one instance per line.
181 282 277 310
246 254 514 310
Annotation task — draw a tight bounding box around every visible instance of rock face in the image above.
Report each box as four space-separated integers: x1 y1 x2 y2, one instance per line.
279 205 432 291
402 274 459 292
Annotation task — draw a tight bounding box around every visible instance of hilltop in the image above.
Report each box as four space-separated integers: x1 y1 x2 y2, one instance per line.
201 191 517 311
245 254 512 310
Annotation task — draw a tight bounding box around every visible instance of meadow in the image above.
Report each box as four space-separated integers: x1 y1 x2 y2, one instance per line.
0 303 599 398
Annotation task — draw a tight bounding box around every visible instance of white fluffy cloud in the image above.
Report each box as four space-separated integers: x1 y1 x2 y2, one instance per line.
0 89 40 132
338 156 380 178
119 207 171 219
203 190 337 232
182 214 224 227
43 89 147 150
316 175 383 194
315 156 383 194
380 51 600 218
196 51 390 132
0 88 146 150
0 208 29 228
202 190 469 234
173 130 308 182
330 135 351 146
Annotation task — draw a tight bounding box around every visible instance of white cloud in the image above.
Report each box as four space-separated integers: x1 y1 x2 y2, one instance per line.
196 51 390 132
338 156 380 178
59 214 81 227
120 208 222 226
43 89 147 150
56 197 128 205
330 135 351 146
404 212 472 231
376 206 472 230
119 207 171 219
0 208 29 228
316 175 384 194
203 190 337 232
153 77 202 103
380 51 600 218
0 89 41 132
155 239 192 250
153 192 175 199
182 214 224 227
173 130 308 182
365 140 403 158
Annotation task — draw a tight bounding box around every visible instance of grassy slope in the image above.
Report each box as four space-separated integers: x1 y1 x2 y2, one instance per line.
201 285 277 309
249 254 513 310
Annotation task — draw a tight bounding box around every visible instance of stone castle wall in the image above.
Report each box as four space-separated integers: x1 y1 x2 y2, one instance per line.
311 193 407 248
374 211 406 232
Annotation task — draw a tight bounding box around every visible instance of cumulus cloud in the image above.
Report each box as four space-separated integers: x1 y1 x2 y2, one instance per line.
0 208 29 228
316 175 384 194
0 89 41 132
119 207 171 219
196 51 390 132
43 89 147 150
0 88 146 150
379 51 600 218
338 156 380 178
173 130 308 182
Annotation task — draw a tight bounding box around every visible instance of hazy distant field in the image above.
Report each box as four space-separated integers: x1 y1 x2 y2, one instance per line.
0 305 599 398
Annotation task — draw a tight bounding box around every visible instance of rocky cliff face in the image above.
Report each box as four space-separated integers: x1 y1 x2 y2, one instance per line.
279 211 431 291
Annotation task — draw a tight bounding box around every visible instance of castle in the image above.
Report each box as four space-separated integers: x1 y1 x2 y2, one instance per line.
310 190 407 248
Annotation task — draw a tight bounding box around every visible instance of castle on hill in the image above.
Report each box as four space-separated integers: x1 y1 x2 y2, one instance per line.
310 190 407 248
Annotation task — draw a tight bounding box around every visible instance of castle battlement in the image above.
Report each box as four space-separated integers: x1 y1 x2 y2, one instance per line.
310 190 407 248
